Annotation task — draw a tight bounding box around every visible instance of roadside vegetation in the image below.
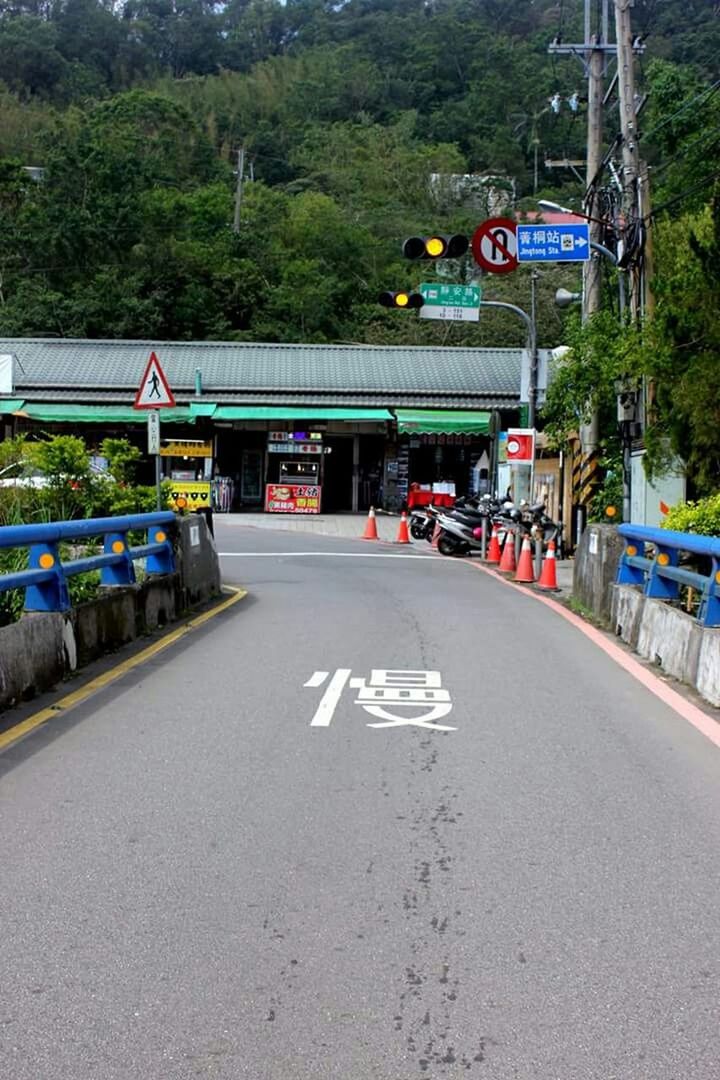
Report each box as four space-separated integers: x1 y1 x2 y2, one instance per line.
0 0 718 505
0 434 169 625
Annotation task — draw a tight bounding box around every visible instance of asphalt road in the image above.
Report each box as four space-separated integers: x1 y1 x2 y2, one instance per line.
1 523 720 1080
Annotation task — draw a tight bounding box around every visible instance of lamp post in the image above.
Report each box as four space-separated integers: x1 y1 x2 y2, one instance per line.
476 298 537 501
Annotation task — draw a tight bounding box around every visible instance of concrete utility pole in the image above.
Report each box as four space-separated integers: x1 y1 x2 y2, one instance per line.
232 146 246 234
549 0 615 541
614 0 652 522
614 0 642 316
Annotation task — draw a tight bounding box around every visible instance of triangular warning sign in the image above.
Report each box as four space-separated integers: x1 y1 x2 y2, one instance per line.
134 352 176 410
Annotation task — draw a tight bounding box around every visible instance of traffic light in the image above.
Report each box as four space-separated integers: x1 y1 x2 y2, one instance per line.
402 234 469 260
378 290 424 309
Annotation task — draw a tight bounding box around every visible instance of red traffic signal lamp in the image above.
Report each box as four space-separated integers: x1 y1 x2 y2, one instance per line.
378 290 424 309
402 234 469 260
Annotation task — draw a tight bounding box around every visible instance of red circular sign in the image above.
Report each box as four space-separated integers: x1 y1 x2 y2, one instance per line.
471 217 518 274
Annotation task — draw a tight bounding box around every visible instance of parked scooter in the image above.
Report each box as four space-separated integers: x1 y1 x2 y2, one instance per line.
434 497 504 556
409 495 483 543
435 497 561 558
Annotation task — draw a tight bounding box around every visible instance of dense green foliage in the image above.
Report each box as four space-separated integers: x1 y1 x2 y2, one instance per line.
0 434 169 623
0 0 718 488
663 493 720 536
0 433 166 525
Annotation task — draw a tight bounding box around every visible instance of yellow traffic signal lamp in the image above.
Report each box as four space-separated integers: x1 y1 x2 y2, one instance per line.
378 290 424 309
402 234 469 260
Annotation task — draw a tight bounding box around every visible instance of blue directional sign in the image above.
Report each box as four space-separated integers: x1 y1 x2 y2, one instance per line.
516 223 590 263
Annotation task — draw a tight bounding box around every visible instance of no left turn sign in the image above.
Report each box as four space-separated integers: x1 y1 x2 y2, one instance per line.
471 217 518 275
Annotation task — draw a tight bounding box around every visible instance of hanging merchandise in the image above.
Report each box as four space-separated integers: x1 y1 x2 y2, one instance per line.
212 476 234 513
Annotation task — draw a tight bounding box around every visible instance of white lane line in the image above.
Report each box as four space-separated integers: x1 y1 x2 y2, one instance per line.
310 668 352 726
304 671 329 688
218 552 454 560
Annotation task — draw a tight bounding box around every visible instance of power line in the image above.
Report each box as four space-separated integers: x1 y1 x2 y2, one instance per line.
651 126 720 178
647 167 720 219
641 77 720 144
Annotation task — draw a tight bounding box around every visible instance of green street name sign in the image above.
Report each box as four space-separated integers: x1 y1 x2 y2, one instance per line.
419 283 482 322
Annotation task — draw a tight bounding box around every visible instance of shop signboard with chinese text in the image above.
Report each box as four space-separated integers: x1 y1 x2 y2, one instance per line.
160 440 213 458
265 484 321 514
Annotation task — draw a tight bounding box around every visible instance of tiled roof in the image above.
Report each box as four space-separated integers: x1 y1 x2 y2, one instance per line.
0 339 524 410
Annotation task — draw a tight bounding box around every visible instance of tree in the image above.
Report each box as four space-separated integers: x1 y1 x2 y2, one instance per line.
639 202 720 494
0 16 67 98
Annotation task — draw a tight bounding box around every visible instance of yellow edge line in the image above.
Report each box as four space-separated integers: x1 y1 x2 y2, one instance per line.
0 586 248 754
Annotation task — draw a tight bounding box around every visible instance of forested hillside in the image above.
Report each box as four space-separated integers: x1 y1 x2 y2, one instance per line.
0 0 717 350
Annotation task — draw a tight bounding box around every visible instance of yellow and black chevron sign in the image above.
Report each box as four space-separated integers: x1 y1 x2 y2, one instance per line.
578 449 602 506
572 451 583 501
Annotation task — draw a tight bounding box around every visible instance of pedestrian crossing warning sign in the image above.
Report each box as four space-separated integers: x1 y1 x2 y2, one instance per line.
134 352 176 410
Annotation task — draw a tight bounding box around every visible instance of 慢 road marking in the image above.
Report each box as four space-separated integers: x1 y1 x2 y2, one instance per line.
305 668 455 730
304 671 329 688
309 668 352 726
0 586 247 754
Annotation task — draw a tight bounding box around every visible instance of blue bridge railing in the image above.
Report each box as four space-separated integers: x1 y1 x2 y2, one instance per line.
0 512 175 613
617 523 720 626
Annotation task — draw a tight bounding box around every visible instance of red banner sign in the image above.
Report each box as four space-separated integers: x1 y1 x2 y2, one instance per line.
265 484 321 514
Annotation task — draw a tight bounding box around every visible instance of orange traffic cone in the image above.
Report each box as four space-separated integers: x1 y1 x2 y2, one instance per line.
362 506 379 540
536 539 559 590
498 530 516 573
515 535 535 583
395 512 411 544
431 520 442 550
486 525 502 564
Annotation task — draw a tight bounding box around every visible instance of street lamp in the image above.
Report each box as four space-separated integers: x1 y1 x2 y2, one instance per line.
555 288 582 308
538 198 575 215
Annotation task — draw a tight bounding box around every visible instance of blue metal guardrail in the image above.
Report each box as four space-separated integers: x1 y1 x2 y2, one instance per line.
0 512 175 613
617 523 720 626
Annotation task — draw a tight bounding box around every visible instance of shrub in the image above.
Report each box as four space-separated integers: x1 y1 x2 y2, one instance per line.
0 546 27 626
99 438 142 486
663 493 720 536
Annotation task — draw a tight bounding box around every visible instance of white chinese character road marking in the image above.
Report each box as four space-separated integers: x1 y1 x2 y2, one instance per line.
304 668 456 731
306 668 351 727
304 671 329 688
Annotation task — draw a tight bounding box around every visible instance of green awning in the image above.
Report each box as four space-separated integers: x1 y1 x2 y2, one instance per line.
0 399 24 414
16 404 194 424
190 401 218 418
213 406 393 421
396 409 491 435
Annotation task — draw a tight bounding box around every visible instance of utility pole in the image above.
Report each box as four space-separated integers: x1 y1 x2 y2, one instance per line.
549 0 614 542
614 0 641 315
614 0 652 522
232 146 245 234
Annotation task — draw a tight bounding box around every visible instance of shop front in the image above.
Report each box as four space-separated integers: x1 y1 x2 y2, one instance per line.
388 410 494 510
204 407 393 514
